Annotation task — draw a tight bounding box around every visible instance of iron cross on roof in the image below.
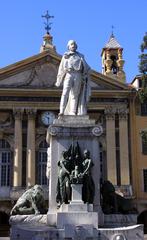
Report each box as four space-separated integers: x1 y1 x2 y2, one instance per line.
42 10 54 34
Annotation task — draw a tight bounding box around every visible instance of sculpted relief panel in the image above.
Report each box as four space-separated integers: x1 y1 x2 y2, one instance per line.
32 63 58 87
0 112 12 127
0 63 58 88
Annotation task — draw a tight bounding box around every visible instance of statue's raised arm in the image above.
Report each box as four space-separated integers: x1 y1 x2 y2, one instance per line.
55 40 91 116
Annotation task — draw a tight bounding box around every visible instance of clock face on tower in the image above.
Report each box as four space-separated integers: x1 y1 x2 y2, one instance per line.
41 111 55 126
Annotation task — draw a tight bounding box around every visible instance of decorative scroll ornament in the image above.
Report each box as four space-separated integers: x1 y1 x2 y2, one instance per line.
48 126 58 136
112 233 126 240
92 126 103 136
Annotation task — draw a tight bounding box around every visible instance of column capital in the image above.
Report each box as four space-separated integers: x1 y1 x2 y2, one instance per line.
118 107 129 120
13 108 24 120
105 106 116 120
26 108 37 120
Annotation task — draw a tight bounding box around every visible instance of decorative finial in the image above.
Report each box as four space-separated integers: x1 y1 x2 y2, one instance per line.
42 10 54 34
111 25 114 38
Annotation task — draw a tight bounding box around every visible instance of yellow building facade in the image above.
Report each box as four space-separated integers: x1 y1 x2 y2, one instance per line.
131 76 147 219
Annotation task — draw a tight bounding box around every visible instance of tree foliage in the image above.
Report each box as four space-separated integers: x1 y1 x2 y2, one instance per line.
138 32 147 102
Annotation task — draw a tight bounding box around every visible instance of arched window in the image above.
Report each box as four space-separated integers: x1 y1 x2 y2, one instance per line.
111 55 118 74
36 140 48 185
0 140 11 187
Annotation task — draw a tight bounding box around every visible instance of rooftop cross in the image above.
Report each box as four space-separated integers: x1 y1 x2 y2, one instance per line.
42 10 54 34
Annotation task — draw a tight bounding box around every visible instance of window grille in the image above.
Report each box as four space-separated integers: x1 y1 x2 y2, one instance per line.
36 140 48 185
0 140 11 186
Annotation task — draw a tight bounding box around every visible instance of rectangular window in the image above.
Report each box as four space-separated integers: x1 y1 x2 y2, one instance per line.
143 169 147 192
139 79 142 88
141 103 147 116
142 138 147 155
37 151 48 185
0 151 11 186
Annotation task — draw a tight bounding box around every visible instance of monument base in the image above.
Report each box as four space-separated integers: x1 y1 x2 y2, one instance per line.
56 212 98 229
47 183 99 229
47 202 98 229
10 215 144 240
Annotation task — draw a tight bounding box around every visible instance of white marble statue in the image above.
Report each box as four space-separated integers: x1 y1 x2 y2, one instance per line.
55 40 91 116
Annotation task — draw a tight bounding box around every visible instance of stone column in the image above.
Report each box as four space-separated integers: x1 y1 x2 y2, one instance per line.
105 107 117 185
26 109 36 187
117 49 126 82
13 109 23 187
118 107 130 185
104 50 113 78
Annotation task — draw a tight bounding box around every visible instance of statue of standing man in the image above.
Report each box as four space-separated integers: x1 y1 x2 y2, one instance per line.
55 40 91 116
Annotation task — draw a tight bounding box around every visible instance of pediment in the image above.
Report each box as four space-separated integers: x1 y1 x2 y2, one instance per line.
0 61 58 88
0 51 130 91
90 77 111 90
90 70 130 91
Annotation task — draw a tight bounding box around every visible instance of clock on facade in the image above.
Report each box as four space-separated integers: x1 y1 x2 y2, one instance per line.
41 111 55 126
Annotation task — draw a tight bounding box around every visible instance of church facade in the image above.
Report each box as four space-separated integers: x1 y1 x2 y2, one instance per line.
0 31 146 235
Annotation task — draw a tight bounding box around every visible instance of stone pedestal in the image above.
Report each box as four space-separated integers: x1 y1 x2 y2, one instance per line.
56 212 98 229
46 115 103 227
71 184 83 204
55 183 99 229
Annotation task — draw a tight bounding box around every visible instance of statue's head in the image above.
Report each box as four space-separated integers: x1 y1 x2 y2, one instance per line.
101 180 115 194
75 165 78 170
33 184 43 192
32 185 44 202
83 149 90 157
67 40 77 52
62 150 69 159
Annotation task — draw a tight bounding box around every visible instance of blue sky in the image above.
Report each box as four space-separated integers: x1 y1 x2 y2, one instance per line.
0 0 146 83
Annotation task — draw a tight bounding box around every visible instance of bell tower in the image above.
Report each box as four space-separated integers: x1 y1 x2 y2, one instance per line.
101 33 126 83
